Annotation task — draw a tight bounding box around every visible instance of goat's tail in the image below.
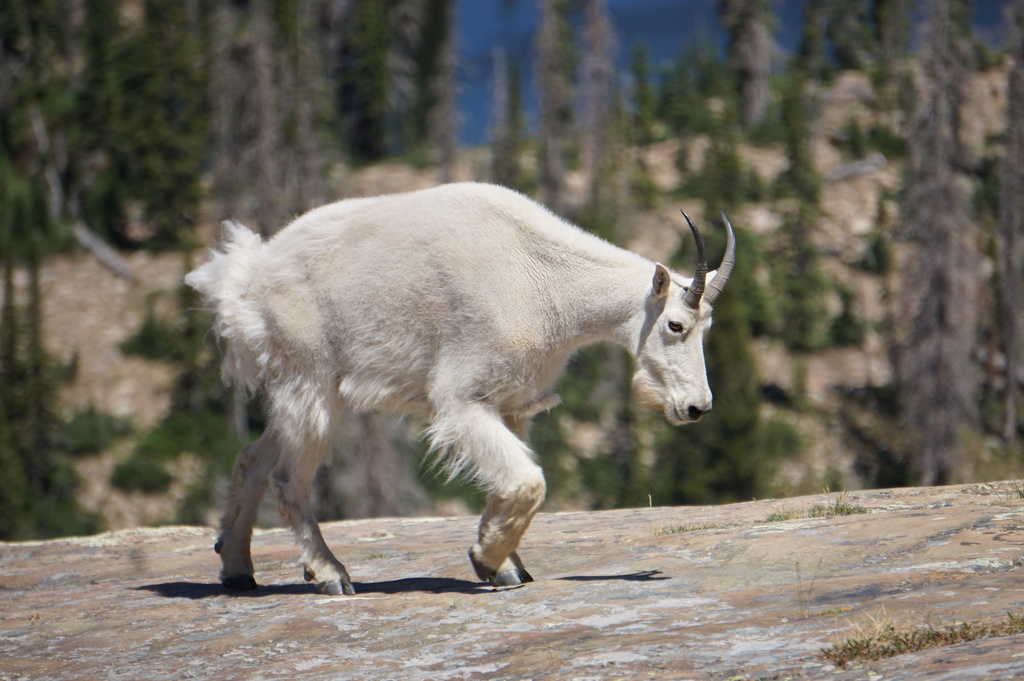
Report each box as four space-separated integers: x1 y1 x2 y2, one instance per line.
185 220 268 393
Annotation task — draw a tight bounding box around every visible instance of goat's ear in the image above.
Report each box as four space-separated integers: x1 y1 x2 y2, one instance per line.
652 263 672 299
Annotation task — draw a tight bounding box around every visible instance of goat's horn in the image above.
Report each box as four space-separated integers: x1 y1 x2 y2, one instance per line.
681 210 707 310
703 211 736 307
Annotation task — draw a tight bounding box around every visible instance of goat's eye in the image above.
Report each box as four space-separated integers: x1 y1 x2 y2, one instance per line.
668 321 684 333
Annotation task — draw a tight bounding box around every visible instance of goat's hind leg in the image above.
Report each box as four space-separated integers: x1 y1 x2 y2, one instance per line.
217 431 281 590
272 435 355 596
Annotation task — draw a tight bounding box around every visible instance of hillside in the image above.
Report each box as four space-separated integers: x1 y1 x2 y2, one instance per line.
2 482 1023 679
8 62 1015 531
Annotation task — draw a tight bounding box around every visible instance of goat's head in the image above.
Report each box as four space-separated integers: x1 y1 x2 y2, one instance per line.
631 211 735 425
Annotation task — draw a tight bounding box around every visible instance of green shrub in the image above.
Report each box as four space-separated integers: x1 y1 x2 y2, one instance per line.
867 125 907 159
120 308 188 362
829 287 867 347
111 457 172 494
61 407 132 456
859 233 892 274
841 117 867 160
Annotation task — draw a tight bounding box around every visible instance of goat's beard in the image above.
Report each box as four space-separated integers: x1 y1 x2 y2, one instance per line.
631 372 672 419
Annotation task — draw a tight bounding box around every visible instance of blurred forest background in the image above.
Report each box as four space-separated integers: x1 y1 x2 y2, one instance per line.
2 0 1023 540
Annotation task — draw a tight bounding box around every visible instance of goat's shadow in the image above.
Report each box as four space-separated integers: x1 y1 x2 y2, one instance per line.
556 570 669 583
136 577 488 600
137 570 669 600
140 569 667 602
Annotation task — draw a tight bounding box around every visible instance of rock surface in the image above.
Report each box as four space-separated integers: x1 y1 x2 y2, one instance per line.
2 483 1023 680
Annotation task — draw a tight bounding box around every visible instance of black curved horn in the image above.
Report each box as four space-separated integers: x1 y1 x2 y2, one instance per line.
703 211 736 307
681 211 707 309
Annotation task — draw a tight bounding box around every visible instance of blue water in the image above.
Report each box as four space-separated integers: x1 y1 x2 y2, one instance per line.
453 0 1011 146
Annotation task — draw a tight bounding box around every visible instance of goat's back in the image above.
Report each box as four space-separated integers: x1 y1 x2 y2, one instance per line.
186 183 636 416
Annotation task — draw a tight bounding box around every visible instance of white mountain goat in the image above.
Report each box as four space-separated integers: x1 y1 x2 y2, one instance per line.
185 182 735 595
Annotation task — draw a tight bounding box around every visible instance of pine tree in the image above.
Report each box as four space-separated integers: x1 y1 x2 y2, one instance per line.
0 177 29 538
408 0 455 156
344 0 392 160
651 245 768 505
630 43 655 146
775 204 830 353
0 179 102 539
78 0 130 243
871 0 912 119
777 70 821 204
491 49 526 190
429 3 458 182
795 0 830 82
827 0 873 70
119 0 209 247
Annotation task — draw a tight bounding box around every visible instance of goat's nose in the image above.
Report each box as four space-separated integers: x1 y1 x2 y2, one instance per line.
687 405 709 421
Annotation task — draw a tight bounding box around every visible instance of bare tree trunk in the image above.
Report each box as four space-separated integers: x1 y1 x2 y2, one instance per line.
722 0 774 128
210 1 238 219
294 0 326 211
580 0 615 203
388 0 426 151
536 0 574 216
898 0 978 485
739 17 772 127
250 0 280 237
432 11 458 184
317 413 429 520
490 47 511 182
873 0 912 131
1001 0 1024 442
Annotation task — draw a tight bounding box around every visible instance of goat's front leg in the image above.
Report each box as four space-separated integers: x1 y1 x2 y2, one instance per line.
217 431 281 590
272 437 355 596
470 482 545 586
431 404 546 587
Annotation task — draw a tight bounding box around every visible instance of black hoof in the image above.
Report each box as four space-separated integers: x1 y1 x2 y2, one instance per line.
492 564 532 587
222 574 257 591
470 550 534 587
316 578 356 596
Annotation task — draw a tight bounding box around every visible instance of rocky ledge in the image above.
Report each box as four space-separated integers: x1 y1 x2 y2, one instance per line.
2 482 1023 680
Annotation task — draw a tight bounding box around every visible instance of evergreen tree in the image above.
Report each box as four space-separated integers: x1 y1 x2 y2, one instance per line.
491 50 526 191
343 0 392 160
78 0 130 244
118 0 209 247
774 204 830 353
0 178 102 540
795 0 831 82
630 43 655 145
408 0 455 154
429 2 459 182
651 243 770 504
827 0 873 70
777 71 821 204
871 0 912 116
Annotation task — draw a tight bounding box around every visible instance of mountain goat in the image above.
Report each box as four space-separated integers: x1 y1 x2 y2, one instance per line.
185 182 735 595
